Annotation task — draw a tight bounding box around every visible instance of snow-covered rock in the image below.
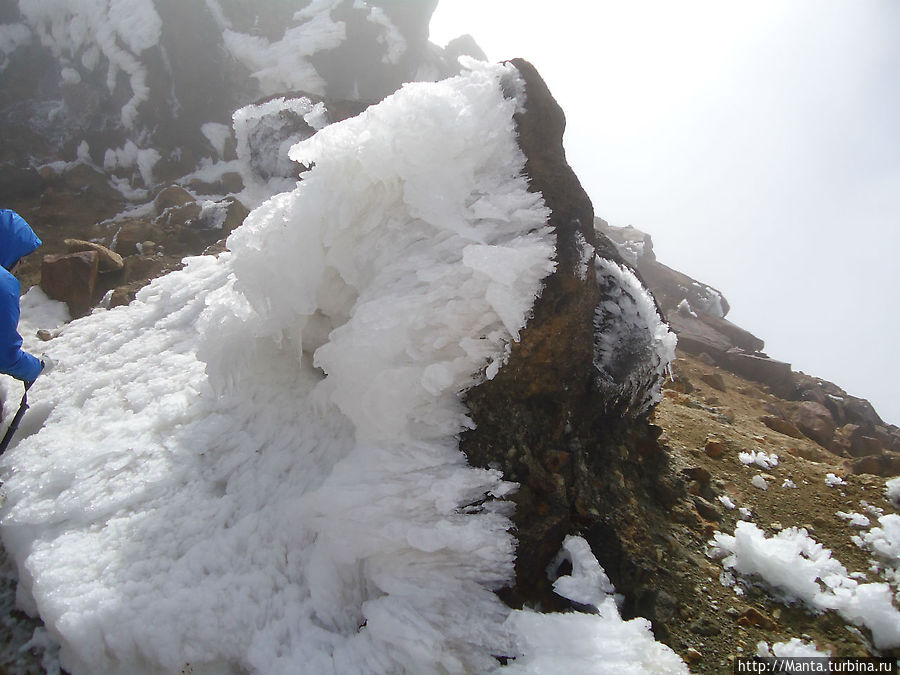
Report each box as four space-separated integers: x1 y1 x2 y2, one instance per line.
0 59 684 675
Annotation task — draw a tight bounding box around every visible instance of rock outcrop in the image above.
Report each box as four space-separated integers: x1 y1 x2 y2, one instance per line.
461 60 681 622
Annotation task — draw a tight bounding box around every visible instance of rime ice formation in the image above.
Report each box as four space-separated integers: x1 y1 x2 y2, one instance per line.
0 62 685 675
593 258 676 416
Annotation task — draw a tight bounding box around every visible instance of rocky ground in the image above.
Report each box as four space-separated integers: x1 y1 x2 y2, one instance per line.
650 350 899 671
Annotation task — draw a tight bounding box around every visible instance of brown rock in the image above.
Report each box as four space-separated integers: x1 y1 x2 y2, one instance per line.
111 221 160 255
691 496 721 521
124 256 168 284
681 467 712 484
704 438 726 458
153 185 195 215
41 251 99 318
724 352 795 398
836 423 886 457
737 607 776 630
787 446 830 463
700 372 726 392
760 415 804 439
64 238 124 272
850 452 900 477
790 401 836 448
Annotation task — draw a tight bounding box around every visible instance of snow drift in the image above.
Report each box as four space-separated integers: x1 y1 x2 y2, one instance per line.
0 62 684 674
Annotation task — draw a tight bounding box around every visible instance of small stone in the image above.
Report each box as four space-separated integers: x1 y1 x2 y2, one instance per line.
36 329 53 341
705 438 726 458
681 466 712 484
684 647 702 663
736 607 776 630
692 496 721 521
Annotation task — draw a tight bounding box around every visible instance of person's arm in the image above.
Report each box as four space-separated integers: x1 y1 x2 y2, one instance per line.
0 278 43 383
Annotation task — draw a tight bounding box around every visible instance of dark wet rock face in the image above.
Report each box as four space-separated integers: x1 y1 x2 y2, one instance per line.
460 59 681 617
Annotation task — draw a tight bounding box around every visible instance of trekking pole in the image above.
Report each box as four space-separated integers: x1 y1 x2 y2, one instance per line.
0 382 30 455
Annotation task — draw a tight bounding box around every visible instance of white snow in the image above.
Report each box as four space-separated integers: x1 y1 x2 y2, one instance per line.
0 62 684 675
751 475 768 490
549 535 616 608
102 140 160 188
739 449 778 469
503 535 685 673
675 299 697 318
222 7 345 97
710 521 900 649
782 478 797 488
756 638 830 657
200 122 233 160
16 0 162 127
718 495 736 510
0 23 32 72
836 511 871 529
825 472 847 487
887 476 900 507
366 5 406 65
859 514 900 562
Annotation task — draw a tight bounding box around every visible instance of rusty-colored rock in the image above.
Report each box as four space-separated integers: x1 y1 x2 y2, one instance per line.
704 438 726 458
850 452 900 477
790 401 836 448
737 607 776 630
41 251 99 318
64 238 124 272
760 415 804 439
700 372 726 392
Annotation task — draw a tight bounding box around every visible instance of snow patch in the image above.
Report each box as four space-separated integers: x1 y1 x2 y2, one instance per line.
710 522 900 649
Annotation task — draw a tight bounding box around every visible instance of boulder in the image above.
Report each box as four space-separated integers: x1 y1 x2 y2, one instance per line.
723 352 795 398
699 372 726 392
111 221 160 256
459 60 680 617
153 185 195 216
64 239 124 272
760 415 804 439
789 401 836 448
849 452 900 477
40 251 99 318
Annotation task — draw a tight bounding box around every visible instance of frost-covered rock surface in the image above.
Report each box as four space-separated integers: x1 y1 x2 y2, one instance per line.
0 62 685 675
593 258 676 416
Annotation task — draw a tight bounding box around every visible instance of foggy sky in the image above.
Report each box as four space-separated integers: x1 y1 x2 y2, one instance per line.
431 0 900 425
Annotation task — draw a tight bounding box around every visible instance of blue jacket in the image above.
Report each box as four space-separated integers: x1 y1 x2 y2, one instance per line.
0 209 43 382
